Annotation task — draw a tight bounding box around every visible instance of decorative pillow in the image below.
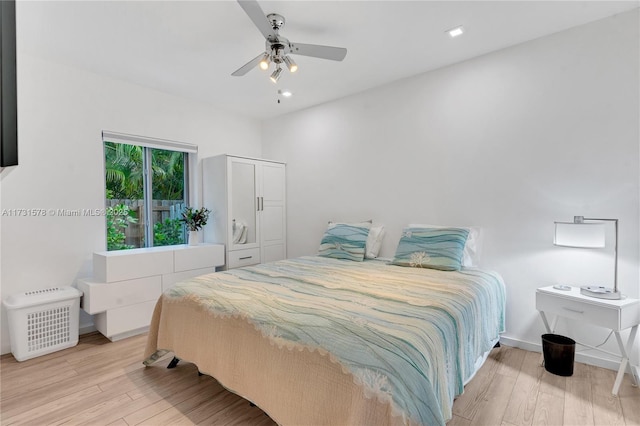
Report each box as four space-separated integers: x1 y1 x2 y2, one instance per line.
319 222 371 262
391 227 469 271
327 221 383 259
409 224 481 266
365 225 386 259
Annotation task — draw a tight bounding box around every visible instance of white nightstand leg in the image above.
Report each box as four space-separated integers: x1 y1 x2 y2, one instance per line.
540 311 556 333
612 325 638 395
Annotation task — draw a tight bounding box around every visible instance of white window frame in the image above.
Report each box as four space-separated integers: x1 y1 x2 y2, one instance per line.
102 131 198 248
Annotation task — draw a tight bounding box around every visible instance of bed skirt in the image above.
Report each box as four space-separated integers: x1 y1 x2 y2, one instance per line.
144 295 418 426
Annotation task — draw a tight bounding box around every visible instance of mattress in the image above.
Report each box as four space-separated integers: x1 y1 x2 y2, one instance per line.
144 256 506 425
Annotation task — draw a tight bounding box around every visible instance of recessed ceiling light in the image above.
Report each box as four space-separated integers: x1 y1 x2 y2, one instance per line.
278 89 292 97
446 26 464 38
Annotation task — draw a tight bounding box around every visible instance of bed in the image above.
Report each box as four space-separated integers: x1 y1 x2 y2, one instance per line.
143 255 505 426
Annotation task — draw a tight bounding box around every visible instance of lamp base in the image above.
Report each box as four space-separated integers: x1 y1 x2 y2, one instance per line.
580 286 622 300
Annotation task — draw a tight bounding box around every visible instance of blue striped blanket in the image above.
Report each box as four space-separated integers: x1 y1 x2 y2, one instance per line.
166 256 506 425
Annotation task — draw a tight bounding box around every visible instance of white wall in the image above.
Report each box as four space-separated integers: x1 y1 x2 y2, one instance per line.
263 11 640 367
0 53 262 354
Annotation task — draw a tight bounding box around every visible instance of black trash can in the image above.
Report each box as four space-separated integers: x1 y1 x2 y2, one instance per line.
542 334 575 376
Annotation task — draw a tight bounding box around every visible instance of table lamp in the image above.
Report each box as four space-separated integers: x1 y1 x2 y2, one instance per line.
554 216 621 300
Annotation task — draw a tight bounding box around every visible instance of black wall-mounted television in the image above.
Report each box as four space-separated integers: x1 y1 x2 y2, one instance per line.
1 0 18 167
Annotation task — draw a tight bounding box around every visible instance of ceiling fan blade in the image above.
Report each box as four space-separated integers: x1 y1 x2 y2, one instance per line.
231 52 265 76
289 42 347 61
237 0 276 40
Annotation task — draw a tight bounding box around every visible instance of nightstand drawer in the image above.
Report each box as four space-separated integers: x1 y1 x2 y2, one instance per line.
536 291 619 329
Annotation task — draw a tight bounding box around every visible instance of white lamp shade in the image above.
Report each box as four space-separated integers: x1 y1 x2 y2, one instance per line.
554 222 605 248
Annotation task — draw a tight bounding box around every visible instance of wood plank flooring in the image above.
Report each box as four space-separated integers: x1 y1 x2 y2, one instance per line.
1 333 638 425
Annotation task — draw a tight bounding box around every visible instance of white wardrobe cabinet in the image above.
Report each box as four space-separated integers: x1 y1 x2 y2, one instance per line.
203 155 286 269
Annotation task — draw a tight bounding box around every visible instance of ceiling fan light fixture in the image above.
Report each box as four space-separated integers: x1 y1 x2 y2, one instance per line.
284 56 298 73
259 53 271 70
270 66 283 83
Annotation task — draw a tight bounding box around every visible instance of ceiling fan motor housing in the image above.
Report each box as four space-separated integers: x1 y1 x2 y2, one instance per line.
265 38 290 63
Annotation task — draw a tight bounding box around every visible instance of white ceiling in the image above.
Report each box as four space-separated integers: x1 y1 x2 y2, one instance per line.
17 1 639 120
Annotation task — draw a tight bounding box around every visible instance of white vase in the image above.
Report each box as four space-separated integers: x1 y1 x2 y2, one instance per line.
188 230 199 246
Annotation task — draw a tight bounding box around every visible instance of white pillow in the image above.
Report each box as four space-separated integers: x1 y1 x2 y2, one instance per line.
365 225 385 259
408 224 481 267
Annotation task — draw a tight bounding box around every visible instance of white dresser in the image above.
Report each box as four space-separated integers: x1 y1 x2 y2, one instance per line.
78 244 224 341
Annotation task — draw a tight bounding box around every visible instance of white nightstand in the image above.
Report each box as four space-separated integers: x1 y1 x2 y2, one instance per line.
536 285 640 395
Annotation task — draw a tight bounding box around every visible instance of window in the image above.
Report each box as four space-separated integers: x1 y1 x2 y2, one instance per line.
102 131 197 251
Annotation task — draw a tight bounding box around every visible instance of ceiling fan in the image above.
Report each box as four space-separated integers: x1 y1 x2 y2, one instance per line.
232 0 347 82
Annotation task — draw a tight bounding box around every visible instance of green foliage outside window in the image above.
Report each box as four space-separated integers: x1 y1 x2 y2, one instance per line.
104 142 184 200
153 218 184 246
104 141 187 250
106 202 138 251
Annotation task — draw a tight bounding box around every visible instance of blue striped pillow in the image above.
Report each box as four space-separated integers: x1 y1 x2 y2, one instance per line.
318 223 371 262
391 227 469 271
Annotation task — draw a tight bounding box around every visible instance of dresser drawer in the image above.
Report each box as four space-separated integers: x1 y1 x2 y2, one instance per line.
536 291 620 330
78 276 161 314
228 248 261 269
94 300 156 340
174 244 225 272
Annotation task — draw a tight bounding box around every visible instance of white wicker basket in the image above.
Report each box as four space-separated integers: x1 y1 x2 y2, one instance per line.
3 287 82 361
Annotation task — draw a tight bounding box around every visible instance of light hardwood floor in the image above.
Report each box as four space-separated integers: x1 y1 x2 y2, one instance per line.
0 332 638 425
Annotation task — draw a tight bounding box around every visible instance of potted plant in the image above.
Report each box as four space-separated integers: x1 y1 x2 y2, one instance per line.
180 206 211 246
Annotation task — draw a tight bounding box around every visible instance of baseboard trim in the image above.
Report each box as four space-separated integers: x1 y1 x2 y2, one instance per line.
107 326 150 342
79 323 97 336
499 335 624 372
